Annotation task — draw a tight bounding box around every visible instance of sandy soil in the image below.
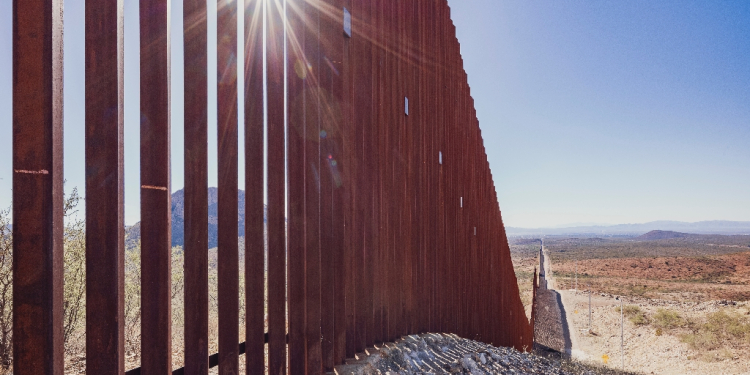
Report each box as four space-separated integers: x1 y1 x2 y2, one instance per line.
561 290 750 375
541 246 750 374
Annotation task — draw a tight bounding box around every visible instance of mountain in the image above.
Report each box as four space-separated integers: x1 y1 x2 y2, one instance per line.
507 220 750 237
636 230 697 240
126 188 264 249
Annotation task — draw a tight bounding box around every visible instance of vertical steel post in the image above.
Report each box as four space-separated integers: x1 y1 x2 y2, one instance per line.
286 1 306 373
85 1 125 373
12 0 64 373
267 0 287 372
322 0 347 368
183 0 209 372
217 0 239 373
139 0 172 373
303 4 323 370
243 0 265 373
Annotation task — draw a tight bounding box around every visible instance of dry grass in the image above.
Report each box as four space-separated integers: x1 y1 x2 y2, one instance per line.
614 305 650 326
680 310 750 352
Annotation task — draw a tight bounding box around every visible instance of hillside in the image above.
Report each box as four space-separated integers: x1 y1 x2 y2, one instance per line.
125 188 263 249
636 230 697 240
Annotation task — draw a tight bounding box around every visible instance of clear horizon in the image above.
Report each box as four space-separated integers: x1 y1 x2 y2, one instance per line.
1 1 749 228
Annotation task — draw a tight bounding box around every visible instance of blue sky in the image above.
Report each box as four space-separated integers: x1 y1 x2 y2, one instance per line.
1 1 749 228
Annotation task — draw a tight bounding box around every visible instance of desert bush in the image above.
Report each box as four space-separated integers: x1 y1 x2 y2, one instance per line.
123 243 186 365
62 190 87 353
652 309 684 329
0 207 12 370
0 188 88 373
615 305 650 326
681 331 720 350
124 244 142 358
629 312 649 326
680 310 750 352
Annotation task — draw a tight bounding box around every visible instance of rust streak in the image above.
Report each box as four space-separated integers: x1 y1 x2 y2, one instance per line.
14 169 50 175
141 185 168 191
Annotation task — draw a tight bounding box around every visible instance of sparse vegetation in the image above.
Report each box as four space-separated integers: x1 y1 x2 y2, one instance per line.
0 189 250 373
515 270 535 317
680 310 750 351
613 305 650 326
652 308 685 329
0 188 89 374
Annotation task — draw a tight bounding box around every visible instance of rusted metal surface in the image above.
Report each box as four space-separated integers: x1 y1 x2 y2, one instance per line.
286 0 306 372
302 2 323 373
243 0 265 373
340 0 356 361
323 1 347 369
267 0 286 373
139 0 172 373
13 1 537 374
85 1 125 374
12 0 65 374
217 0 239 374
183 0 209 373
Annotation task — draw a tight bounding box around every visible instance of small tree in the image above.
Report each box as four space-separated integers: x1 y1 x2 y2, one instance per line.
0 207 12 370
62 189 87 353
0 187 88 372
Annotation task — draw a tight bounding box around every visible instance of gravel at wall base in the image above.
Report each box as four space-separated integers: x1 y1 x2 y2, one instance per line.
335 333 636 375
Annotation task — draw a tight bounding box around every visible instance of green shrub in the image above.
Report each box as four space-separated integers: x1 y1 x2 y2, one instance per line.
629 312 650 326
652 309 684 329
615 305 650 326
681 331 720 350
679 310 750 351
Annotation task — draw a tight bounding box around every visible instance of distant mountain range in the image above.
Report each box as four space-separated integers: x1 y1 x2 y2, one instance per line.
635 230 698 240
507 221 750 237
126 188 264 249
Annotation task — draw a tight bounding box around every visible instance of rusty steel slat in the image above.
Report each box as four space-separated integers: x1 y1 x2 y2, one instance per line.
349 0 365 355
372 0 384 345
243 0 264 373
418 0 429 335
442 0 449 334
267 0 286 372
427 0 435 334
318 0 348 371
436 2 446 334
379 2 388 342
12 0 64 373
139 0 172 373
401 0 412 335
319 0 347 368
386 2 398 343
429 0 440 335
85 0 125 373
285 0 306 373
340 0 356 360
407 0 421 335
446 4 456 335
416 0 425 334
381 2 392 343
183 0 209 373
352 0 371 351
217 0 239 373
362 0 376 349
394 1 403 339
303 3 323 369
405 0 415 337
